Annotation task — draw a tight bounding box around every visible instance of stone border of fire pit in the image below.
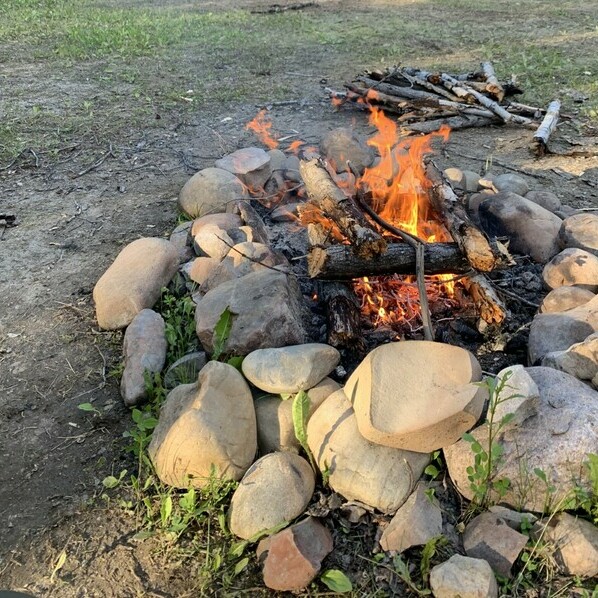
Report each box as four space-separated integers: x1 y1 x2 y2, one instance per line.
92 132 598 594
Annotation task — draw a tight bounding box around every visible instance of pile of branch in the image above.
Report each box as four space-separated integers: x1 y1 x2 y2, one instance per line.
299 159 509 344
329 63 560 153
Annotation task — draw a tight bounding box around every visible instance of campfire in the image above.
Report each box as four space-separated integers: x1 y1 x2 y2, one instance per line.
245 99 507 345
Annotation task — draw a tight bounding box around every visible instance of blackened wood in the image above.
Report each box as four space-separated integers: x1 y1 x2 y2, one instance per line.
407 115 498 133
318 281 363 349
308 242 469 279
299 158 387 258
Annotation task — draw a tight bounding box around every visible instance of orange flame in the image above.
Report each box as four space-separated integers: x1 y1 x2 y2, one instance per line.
245 109 279 149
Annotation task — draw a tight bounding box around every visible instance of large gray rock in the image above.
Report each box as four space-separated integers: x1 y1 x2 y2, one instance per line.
195 270 307 356
379 483 443 552
120 309 167 406
319 127 374 174
525 189 561 214
528 295 598 364
444 367 598 512
430 554 498 598
307 389 430 513
257 517 333 591
542 332 598 382
344 341 486 452
229 452 315 540
542 248 598 292
148 361 256 488
242 343 340 394
559 213 598 256
492 365 539 428
201 242 287 293
493 173 530 196
478 192 561 263
94 238 179 330
255 378 341 454
532 512 598 578
215 147 272 190
178 167 248 217
463 512 527 578
539 286 595 313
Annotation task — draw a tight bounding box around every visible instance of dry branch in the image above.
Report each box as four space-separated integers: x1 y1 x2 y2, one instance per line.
481 61 505 102
299 158 387 258
531 100 561 157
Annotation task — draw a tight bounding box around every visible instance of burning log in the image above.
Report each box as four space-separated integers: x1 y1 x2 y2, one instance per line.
425 161 501 272
531 100 561 157
299 158 387 258
308 242 469 279
318 281 363 349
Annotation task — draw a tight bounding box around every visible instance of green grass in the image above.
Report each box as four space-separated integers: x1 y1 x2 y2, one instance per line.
0 0 596 161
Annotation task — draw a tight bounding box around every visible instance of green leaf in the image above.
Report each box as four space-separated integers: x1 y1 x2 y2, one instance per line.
132 530 154 541
78 402 98 413
424 465 439 478
462 432 476 443
292 391 316 471
212 307 234 361
280 393 293 401
233 557 249 576
160 495 173 527
226 355 244 371
179 487 196 512
229 539 249 558
102 475 120 489
320 569 353 593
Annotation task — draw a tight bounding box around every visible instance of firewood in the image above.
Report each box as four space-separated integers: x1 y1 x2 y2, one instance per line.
406 114 499 133
299 159 387 258
531 100 561 157
397 69 461 102
438 74 477 104
307 242 469 279
481 61 505 102
318 281 364 349
461 274 508 326
425 161 501 272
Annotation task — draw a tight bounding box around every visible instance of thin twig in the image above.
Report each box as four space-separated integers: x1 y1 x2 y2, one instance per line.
71 144 115 179
214 235 289 275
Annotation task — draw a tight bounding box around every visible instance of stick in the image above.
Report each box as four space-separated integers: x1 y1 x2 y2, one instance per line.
461 274 508 325
481 61 505 102
531 100 561 157
405 114 499 133
318 281 364 349
299 158 387 258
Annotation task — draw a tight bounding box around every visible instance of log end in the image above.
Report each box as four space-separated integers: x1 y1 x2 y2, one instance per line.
308 246 328 278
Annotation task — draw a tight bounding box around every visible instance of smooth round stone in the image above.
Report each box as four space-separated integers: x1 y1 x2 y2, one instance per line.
319 127 374 174
191 213 242 237
493 173 530 196
542 248 598 292
559 213 598 256
228 452 315 540
539 286 595 313
525 190 561 213
242 343 340 394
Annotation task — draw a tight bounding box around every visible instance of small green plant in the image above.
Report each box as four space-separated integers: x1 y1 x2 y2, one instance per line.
78 401 101 416
159 289 198 364
320 569 353 593
424 450 444 480
463 371 521 510
211 306 233 361
292 390 317 472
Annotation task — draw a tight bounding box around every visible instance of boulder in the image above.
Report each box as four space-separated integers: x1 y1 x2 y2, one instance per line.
193 225 237 261
430 554 498 598
178 167 248 217
463 512 527 578
379 483 443 552
186 257 220 286
319 127 374 174
528 295 598 364
195 270 306 356
532 513 598 578
148 361 256 488
344 341 486 452
492 365 539 428
163 351 207 389
169 221 194 263
559 213 598 256
229 452 315 540
255 378 341 454
94 238 179 330
542 248 598 292
478 192 561 263
542 332 598 381
215 147 272 190
242 343 340 394
307 389 430 513
525 190 561 214
120 309 167 406
539 286 595 313
191 213 243 237
257 517 333 591
492 173 530 196
201 242 287 292
444 167 480 193
444 367 598 512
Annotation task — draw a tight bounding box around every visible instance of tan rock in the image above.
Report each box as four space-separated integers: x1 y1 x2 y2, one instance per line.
93 238 178 330
559 213 598 256
229 452 315 540
542 331 598 381
187 257 220 286
148 361 256 488
379 483 442 552
191 213 242 237
542 248 598 292
430 554 498 598
242 343 340 394
215 147 271 190
344 341 486 453
307 389 429 513
255 378 340 454
539 286 595 313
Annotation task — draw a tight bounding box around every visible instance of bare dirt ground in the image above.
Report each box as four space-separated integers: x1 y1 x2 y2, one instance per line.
1 0 597 596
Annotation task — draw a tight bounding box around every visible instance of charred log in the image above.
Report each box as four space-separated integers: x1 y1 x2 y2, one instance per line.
318 281 364 349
